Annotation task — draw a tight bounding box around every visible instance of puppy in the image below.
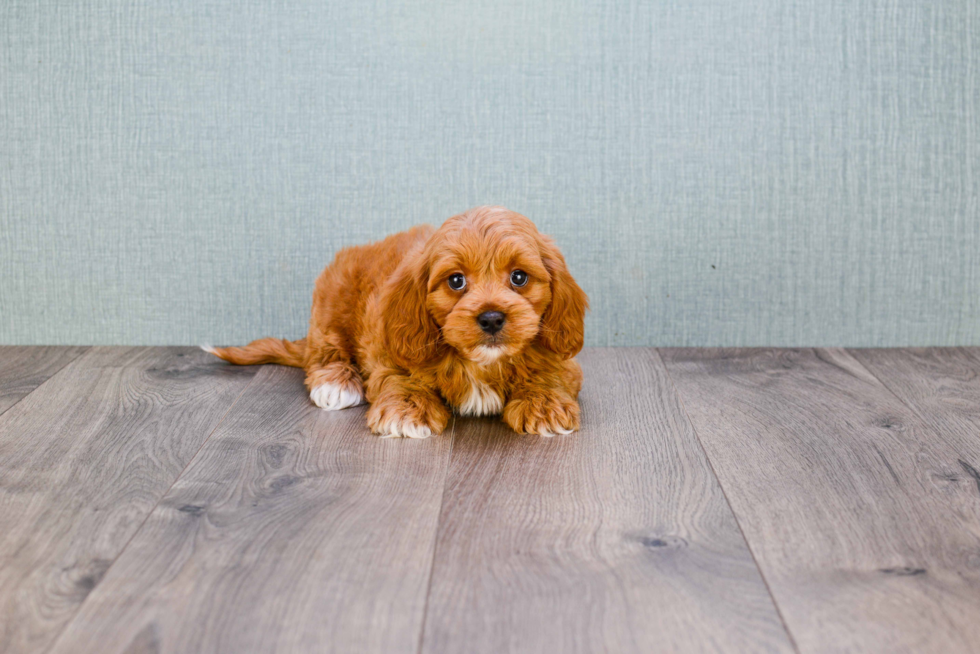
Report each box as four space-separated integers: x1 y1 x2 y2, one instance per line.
205 206 588 438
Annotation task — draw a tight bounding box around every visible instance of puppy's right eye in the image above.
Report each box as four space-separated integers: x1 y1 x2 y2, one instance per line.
447 273 466 291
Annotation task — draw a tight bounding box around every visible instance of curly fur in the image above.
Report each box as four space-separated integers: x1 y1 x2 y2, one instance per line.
206 206 588 438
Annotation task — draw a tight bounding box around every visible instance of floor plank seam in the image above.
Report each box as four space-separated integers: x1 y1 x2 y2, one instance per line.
0 346 91 419
415 414 457 654
656 348 802 654
842 349 980 510
844 349 942 430
40 364 263 654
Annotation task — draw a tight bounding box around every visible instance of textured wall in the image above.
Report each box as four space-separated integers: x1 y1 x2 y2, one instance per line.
1 1 978 346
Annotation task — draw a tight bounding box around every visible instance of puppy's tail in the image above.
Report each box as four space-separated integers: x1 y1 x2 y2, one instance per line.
202 337 306 368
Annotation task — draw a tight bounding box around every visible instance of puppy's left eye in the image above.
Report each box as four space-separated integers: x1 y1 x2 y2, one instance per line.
510 270 529 287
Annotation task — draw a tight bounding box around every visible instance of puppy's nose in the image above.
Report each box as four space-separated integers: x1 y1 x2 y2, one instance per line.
477 311 506 335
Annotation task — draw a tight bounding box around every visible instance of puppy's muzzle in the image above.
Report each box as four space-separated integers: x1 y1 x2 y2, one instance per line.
477 311 505 335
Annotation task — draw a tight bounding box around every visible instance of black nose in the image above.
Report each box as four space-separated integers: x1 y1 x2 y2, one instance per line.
477 311 506 335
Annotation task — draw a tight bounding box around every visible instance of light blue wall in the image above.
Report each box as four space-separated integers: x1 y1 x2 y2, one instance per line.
1 1 978 346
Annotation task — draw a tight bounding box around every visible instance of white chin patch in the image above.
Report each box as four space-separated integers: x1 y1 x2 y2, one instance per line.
378 417 432 439
457 379 504 417
310 382 364 411
470 345 505 366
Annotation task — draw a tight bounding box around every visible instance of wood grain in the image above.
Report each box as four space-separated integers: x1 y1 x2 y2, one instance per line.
0 346 88 415
50 364 455 654
850 348 980 455
0 347 257 654
661 348 980 653
421 348 793 654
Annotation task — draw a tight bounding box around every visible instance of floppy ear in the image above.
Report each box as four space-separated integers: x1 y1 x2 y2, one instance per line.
537 237 588 358
382 249 442 369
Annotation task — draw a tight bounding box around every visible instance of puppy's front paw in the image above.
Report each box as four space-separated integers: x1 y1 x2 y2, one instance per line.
503 394 580 437
367 397 450 439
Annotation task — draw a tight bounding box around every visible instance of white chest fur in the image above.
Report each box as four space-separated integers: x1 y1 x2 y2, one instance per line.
455 373 504 417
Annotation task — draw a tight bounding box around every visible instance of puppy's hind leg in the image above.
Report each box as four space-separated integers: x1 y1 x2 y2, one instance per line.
307 362 365 410
306 362 365 411
302 325 364 410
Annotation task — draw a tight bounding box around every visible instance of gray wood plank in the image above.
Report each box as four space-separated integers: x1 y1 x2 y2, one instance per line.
50 364 455 654
0 346 88 415
421 348 794 654
661 348 980 653
0 346 258 654
850 348 980 456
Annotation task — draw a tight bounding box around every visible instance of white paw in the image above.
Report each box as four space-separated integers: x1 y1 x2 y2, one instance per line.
378 417 432 439
310 382 364 411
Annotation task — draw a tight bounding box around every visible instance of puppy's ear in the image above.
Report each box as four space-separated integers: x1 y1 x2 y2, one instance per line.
537 236 588 358
382 249 441 369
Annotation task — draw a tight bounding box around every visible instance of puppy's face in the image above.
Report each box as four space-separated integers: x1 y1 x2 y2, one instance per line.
420 209 585 365
382 207 587 369
426 227 548 364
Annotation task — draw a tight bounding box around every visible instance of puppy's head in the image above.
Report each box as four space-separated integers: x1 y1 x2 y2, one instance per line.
384 207 588 368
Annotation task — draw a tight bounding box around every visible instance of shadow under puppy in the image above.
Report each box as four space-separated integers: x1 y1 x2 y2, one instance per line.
205 206 588 438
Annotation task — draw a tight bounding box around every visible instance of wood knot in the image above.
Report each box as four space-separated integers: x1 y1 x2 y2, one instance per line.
261 443 290 467
879 567 926 576
630 533 688 550
873 416 904 431
267 475 299 492
71 558 112 597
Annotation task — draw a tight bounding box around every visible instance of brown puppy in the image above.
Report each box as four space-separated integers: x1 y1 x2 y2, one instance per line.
205 206 588 438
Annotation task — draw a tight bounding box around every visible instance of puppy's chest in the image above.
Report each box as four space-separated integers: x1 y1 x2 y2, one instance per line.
443 367 505 417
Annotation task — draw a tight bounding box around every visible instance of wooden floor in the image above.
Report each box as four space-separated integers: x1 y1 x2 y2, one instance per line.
1 347 979 653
